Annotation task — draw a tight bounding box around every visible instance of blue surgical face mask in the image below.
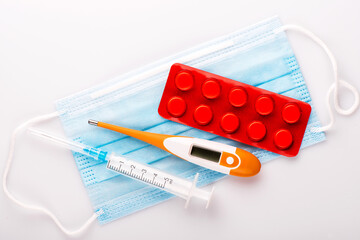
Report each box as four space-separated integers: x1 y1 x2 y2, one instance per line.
3 16 358 236
55 16 327 224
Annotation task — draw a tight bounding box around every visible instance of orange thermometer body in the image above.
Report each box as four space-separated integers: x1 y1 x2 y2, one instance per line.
89 120 261 177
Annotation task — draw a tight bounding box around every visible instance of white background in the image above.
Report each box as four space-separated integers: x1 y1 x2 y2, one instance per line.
1 0 359 239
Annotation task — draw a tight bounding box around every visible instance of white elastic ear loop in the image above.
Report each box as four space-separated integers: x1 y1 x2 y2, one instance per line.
2 112 102 236
274 25 360 132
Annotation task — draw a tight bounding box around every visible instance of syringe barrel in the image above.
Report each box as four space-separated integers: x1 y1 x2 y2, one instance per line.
107 154 212 205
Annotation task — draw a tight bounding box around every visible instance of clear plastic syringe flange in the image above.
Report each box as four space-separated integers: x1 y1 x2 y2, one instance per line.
28 128 214 208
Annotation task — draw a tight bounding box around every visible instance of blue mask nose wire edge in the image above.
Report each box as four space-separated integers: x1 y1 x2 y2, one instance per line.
2 24 359 236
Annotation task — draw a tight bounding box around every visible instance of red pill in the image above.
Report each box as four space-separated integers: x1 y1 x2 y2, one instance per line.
194 105 213 125
167 96 186 117
202 79 221 99
255 95 274 116
229 87 247 107
175 71 194 91
282 103 301 124
247 121 267 141
274 129 293 149
220 113 240 133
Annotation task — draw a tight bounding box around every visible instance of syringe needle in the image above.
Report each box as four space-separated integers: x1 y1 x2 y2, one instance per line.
28 128 85 153
28 128 108 161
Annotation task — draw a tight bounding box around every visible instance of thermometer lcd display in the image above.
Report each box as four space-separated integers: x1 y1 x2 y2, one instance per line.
190 145 221 163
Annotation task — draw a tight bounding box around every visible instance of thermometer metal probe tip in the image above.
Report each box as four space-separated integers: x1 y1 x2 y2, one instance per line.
88 119 99 126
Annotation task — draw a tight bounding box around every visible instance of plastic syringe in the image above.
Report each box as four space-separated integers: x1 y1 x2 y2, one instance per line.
28 128 214 208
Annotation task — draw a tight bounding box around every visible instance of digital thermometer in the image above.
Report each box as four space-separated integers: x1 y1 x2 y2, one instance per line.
88 120 261 177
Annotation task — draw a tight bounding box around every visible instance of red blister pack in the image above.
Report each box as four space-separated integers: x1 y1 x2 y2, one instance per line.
158 63 312 157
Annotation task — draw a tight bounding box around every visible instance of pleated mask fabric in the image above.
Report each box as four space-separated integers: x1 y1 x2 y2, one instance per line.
55 16 325 224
